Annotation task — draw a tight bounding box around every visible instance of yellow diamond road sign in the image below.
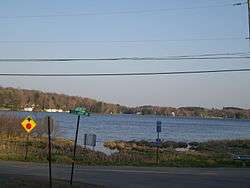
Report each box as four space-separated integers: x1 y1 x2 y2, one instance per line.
21 116 37 133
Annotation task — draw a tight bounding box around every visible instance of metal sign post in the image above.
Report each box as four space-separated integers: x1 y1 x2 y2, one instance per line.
21 116 37 160
69 107 90 186
24 133 30 160
156 121 162 165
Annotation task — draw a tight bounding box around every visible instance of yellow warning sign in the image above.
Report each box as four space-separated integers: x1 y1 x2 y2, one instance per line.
21 116 37 133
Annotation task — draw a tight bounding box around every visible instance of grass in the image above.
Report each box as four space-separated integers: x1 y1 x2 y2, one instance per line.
0 135 109 165
104 140 250 167
1 135 250 167
1 114 250 167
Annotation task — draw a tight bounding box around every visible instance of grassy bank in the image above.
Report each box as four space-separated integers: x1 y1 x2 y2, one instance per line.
0 114 108 165
104 140 250 167
1 136 250 167
0 114 250 167
0 136 109 165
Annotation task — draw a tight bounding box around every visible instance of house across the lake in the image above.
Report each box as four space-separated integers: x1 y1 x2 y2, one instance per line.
23 107 33 112
45 108 64 113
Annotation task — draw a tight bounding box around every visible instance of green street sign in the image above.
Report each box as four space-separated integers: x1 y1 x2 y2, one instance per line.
70 107 90 116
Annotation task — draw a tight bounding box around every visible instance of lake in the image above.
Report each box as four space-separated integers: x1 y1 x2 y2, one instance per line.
1 111 250 153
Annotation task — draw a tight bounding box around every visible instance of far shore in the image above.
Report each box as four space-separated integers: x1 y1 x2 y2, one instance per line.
1 109 250 122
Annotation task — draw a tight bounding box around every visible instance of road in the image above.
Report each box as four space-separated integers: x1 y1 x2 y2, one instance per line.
0 161 250 188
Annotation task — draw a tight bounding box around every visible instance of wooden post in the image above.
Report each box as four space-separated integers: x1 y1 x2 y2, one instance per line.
70 115 80 185
47 116 52 188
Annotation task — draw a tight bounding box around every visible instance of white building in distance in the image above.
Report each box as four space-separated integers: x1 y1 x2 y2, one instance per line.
45 109 64 113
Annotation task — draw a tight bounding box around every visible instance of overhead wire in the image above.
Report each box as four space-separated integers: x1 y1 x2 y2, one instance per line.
0 2 249 78
0 68 250 77
0 37 247 44
0 55 250 62
0 2 247 19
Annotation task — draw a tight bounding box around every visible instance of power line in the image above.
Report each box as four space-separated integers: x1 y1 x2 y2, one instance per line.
233 2 248 6
0 68 249 77
1 55 250 62
169 52 250 57
0 37 246 44
0 2 246 19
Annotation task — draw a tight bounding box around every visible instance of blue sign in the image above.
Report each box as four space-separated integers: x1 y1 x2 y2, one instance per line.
156 138 161 143
156 121 162 132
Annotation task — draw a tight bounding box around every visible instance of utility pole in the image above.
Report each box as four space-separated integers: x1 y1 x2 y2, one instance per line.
248 0 250 47
234 1 250 48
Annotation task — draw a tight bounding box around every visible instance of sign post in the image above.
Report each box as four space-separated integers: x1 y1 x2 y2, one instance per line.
69 107 90 185
156 120 162 164
25 133 29 160
21 116 37 160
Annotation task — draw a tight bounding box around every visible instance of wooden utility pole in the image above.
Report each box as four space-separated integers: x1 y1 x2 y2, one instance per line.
234 0 250 47
248 0 250 46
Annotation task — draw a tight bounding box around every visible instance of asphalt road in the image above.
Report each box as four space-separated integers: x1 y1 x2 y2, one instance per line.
0 161 250 188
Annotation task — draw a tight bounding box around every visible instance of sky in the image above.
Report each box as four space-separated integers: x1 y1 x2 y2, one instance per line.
0 0 250 108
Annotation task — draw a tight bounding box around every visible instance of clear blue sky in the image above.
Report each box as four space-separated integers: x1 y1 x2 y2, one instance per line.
0 0 250 108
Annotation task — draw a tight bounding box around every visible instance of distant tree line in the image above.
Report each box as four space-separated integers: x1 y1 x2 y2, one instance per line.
0 87 250 119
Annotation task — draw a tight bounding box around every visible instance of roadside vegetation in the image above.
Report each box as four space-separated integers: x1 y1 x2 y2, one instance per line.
0 115 250 167
0 114 107 164
104 140 250 167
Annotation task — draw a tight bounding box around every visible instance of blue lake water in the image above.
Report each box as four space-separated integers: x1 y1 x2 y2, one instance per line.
1 111 250 153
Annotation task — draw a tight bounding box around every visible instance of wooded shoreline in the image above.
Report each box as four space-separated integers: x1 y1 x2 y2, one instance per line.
1 86 250 119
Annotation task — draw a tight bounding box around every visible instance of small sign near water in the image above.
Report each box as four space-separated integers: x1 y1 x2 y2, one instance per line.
83 133 97 147
156 120 162 133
